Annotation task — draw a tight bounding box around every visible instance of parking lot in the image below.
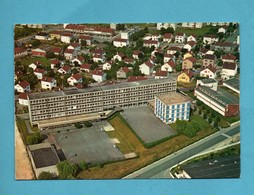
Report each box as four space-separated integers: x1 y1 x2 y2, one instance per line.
121 106 176 144
52 122 125 164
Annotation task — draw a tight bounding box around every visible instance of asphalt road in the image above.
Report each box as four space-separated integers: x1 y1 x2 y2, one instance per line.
123 122 240 179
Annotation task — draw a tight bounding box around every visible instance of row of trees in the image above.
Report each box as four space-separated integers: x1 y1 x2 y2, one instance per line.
176 120 201 138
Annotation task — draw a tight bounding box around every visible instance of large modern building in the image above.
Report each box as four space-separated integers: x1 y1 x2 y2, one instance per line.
155 92 191 124
194 86 239 117
28 78 177 127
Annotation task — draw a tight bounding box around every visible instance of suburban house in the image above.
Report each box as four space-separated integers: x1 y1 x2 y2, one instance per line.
161 60 175 72
29 61 40 70
58 65 72 74
174 32 186 43
221 54 237 63
196 78 218 91
64 49 76 60
182 22 203 28
93 54 105 63
113 52 125 62
117 67 131 79
218 26 227 34
92 70 107 83
34 32 49 40
49 30 62 40
156 23 176 30
203 35 219 44
151 48 163 57
177 69 193 83
18 93 29 106
132 50 143 59
61 32 73 44
200 65 217 79
143 40 159 48
67 73 83 86
41 76 57 90
14 47 28 58
50 47 62 55
80 64 91 72
34 68 46 80
15 70 23 81
15 80 30 93
187 34 197 42
79 35 93 46
139 61 154 75
163 33 173 43
31 48 46 57
71 55 85 65
102 61 113 70
183 41 196 51
182 57 196 69
167 46 181 55
164 54 175 63
124 57 134 65
221 62 238 80
67 43 81 51
202 54 216 68
50 59 60 69
113 38 129 47
183 52 193 60
155 70 168 79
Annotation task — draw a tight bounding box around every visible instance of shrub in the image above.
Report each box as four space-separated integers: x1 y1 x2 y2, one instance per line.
57 161 78 179
38 171 54 180
208 118 212 124
74 123 83 129
84 121 93 127
79 161 88 170
26 132 43 145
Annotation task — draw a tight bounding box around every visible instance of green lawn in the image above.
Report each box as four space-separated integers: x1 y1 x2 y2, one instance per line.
224 115 240 124
16 118 29 145
175 26 212 37
20 56 51 67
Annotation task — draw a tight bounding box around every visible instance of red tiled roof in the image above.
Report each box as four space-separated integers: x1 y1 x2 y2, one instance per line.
144 61 154 68
182 69 193 78
71 73 82 81
50 30 62 35
18 80 30 88
155 70 168 77
77 55 85 61
14 47 26 54
76 83 84 89
165 60 176 68
114 38 128 43
61 32 73 37
221 54 237 61
127 76 148 82
51 47 61 53
61 65 71 72
133 50 142 55
215 42 233 47
164 54 174 58
124 57 134 63
168 46 181 51
200 47 209 54
70 43 80 48
202 65 217 73
185 57 196 63
65 24 114 34
223 62 237 70
90 49 105 55
34 68 46 74
163 33 173 39
50 59 60 64
175 32 184 36
64 49 74 54
79 35 92 40
41 76 54 83
18 93 28 100
144 39 158 44
116 52 125 58
186 41 196 47
92 69 104 76
120 67 131 73
203 54 216 60
80 64 91 69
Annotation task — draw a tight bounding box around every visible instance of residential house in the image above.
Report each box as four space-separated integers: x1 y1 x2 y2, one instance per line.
203 35 219 44
200 65 217 79
61 32 73 43
187 34 197 42
124 57 134 65
182 57 196 69
34 68 46 80
196 78 218 91
167 46 181 55
14 70 24 81
49 31 62 40
221 54 237 63
202 54 216 68
31 48 46 57
183 52 193 60
174 32 186 43
139 61 154 75
93 53 105 63
50 59 60 69
163 33 173 43
67 73 83 86
117 67 131 79
221 62 237 80
41 76 57 90
18 93 29 106
177 69 193 83
80 64 91 72
58 65 71 74
67 43 81 51
156 23 176 30
29 61 40 70
143 40 159 48
14 47 28 58
15 80 30 93
183 41 196 51
72 55 85 66
102 61 113 70
64 49 76 60
164 54 175 63
132 50 143 59
198 48 209 57
218 26 227 34
155 70 168 79
79 35 93 46
50 47 61 55
113 52 125 62
34 32 49 40
182 22 203 28
161 60 175 72
151 48 163 57
92 70 107 83
113 38 129 47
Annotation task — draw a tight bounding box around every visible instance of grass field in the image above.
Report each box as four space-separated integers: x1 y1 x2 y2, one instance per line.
16 118 29 145
175 26 212 37
77 113 216 179
20 56 51 67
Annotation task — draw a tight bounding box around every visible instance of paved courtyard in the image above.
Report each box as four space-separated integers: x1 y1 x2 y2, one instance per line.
121 106 176 143
52 122 125 164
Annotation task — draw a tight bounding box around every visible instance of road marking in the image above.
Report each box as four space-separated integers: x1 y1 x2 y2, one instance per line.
222 133 231 138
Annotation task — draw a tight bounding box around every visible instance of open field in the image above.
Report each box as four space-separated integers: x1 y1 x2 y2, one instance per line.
175 26 212 37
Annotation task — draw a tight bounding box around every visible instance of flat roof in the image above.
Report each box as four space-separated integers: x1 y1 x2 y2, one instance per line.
28 143 60 169
200 78 217 84
196 86 239 106
156 92 190 105
182 155 240 178
223 78 239 91
28 77 176 100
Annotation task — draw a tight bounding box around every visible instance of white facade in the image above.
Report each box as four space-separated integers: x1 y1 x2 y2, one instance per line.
196 79 218 91
183 44 193 52
15 83 30 93
41 79 57 90
200 68 216 79
203 36 219 44
34 71 45 80
182 22 203 28
102 62 112 70
221 66 237 80
139 63 153 75
113 39 129 47
61 35 71 43
92 73 107 83
67 76 82 86
218 27 226 33
161 62 174 72
156 23 176 30
187 35 196 42
29 63 38 70
19 98 29 106
175 34 186 43
34 35 48 40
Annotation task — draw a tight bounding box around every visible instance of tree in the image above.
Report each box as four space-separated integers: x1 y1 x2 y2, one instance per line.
136 39 143 48
211 111 216 119
208 117 213 124
183 122 200 138
79 161 88 170
84 121 93 127
38 171 54 180
26 132 43 145
46 51 57 59
203 113 207 120
216 116 221 122
74 123 83 129
31 40 41 48
176 120 187 134
57 161 78 179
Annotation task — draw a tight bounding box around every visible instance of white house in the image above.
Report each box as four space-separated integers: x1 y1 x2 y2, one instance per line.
58 65 72 74
102 61 113 70
155 70 168 79
164 54 175 63
167 46 182 55
200 66 217 79
143 40 159 48
156 23 176 30
174 32 186 43
203 35 219 44
93 54 105 63
14 47 28 58
183 41 196 51
67 43 81 51
132 50 143 59
15 80 30 93
163 33 173 43
61 33 73 43
221 62 238 80
218 26 227 34
161 60 175 72
34 32 49 40
67 73 83 86
34 68 46 80
221 54 237 63
50 47 61 55
182 22 203 28
18 93 29 106
29 61 40 70
64 49 76 60
41 76 57 90
92 70 107 83
80 64 91 72
113 52 125 62
113 38 129 47
187 35 197 42
79 35 93 46
71 55 85 65
139 61 154 75
116 67 131 79
50 59 61 69
196 78 218 91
